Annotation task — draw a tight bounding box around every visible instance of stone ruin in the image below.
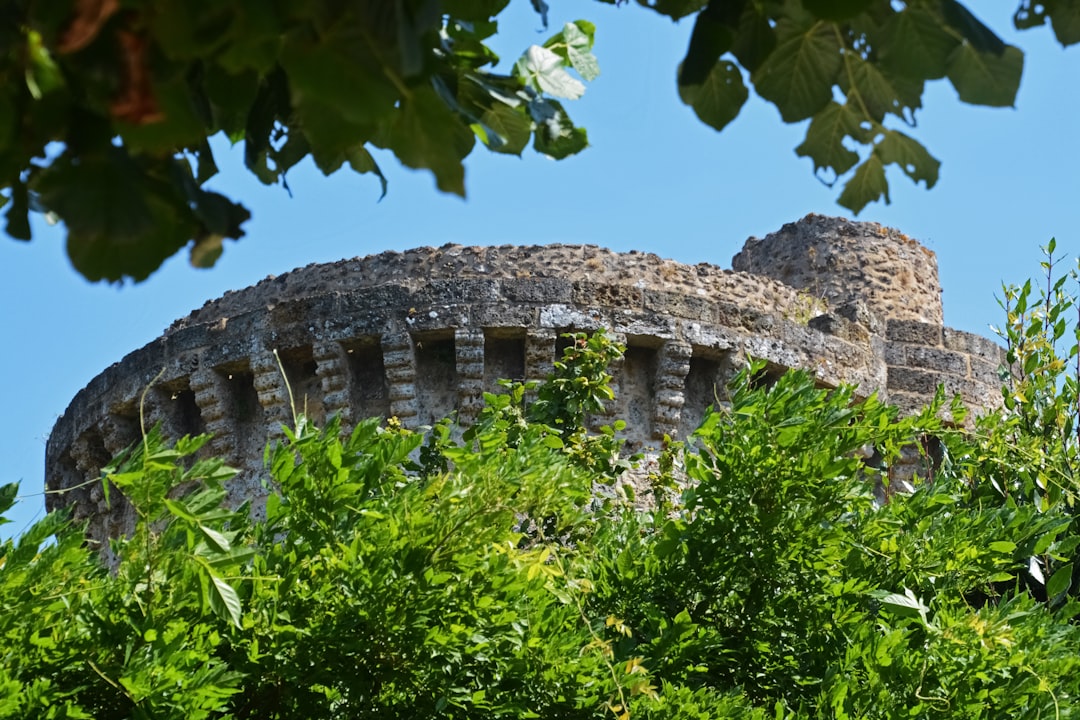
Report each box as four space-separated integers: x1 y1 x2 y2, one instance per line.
46 214 1006 544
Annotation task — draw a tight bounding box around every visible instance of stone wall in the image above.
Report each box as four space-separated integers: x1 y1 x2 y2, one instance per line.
45 215 1006 545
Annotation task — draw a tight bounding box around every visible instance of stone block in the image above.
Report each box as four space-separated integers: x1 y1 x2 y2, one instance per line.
883 341 909 367
886 319 942 346
539 304 607 330
969 356 1004 385
887 366 944 396
499 277 574 303
644 289 716 323
412 279 501 306
905 345 969 376
943 328 1004 361
471 304 537 328
573 281 644 309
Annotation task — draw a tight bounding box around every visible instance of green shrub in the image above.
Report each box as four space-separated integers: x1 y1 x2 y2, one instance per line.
4 314 1080 718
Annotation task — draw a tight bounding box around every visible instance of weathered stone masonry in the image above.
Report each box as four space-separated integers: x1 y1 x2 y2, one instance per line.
46 215 1005 544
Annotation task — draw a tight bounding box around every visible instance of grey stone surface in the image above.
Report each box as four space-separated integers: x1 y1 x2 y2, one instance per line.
46 214 1006 545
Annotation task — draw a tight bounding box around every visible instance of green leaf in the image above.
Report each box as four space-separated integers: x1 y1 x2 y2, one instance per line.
940 0 1007 56
164 498 199 523
117 75 210 155
988 540 1017 553
1014 0 1048 30
281 27 399 125
207 570 243 628
34 149 195 282
1047 562 1074 598
0 483 17 521
634 0 710 21
795 101 866 179
148 0 235 60
386 86 475 195
801 0 874 21
203 65 259 137
678 60 748 132
1033 519 1074 554
199 524 232 553
879 5 961 80
477 103 532 155
191 234 225 269
215 0 282 74
876 588 928 619
839 53 915 123
516 45 586 100
751 17 843 122
345 146 389 199
837 154 887 214
0 92 15 154
5 182 30 241
25 30 64 100
543 435 565 449
1045 0 1080 45
188 188 250 242
679 10 735 86
443 0 512 20
946 43 1024 107
294 97 374 176
874 130 939 188
529 99 588 159
731 2 777 73
550 21 600 82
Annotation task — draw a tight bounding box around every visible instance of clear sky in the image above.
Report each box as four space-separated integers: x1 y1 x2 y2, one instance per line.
2 0 1078 539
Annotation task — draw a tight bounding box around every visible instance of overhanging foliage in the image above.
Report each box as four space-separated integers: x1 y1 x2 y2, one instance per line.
0 1 1074 282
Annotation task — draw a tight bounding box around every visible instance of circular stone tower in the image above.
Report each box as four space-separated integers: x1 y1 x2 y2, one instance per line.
46 215 1005 546
733 214 942 326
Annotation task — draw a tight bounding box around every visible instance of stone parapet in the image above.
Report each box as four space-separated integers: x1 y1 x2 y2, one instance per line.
45 215 1006 545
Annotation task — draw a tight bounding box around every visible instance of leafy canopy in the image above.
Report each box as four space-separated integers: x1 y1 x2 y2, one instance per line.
7 293 1080 718
0 1 1074 282
0 1 597 282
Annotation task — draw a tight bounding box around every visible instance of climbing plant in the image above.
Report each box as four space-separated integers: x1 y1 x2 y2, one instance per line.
6 321 1080 717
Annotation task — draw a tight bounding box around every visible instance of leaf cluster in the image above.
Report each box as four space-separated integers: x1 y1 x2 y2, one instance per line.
5 320 1080 717
646 0 1074 213
0 1 596 281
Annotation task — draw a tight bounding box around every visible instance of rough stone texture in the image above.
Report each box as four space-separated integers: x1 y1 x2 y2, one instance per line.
46 214 1006 545
733 214 943 326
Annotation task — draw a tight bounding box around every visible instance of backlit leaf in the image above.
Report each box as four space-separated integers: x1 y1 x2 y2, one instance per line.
1046 0 1080 45
946 43 1023 107
801 0 874 21
478 103 532 155
752 16 843 122
529 99 588 159
517 45 586 100
837 154 887 214
795 101 867 179
879 5 960 80
874 130 939 188
678 60 748 132
386 87 476 196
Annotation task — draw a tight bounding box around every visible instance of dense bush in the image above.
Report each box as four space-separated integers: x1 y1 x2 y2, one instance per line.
6 258 1080 718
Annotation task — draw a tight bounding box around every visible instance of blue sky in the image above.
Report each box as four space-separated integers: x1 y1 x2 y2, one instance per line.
2 0 1078 539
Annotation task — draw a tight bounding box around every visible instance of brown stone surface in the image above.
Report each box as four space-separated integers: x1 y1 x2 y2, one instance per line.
733 214 943 325
46 214 1006 546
